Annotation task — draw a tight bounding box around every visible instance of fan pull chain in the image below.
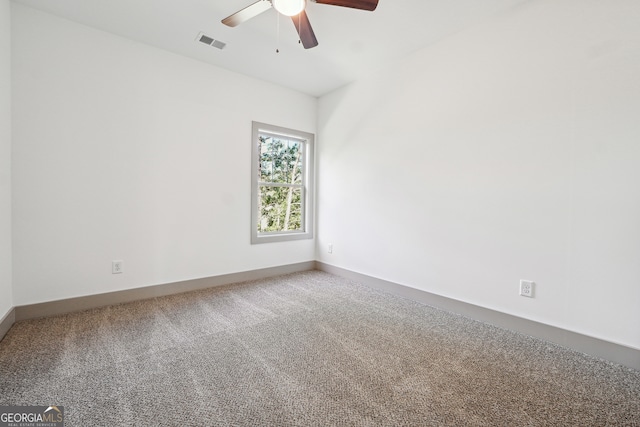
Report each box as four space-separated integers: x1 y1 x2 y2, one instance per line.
276 12 280 53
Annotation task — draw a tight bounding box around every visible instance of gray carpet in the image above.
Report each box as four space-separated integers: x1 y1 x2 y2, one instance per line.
1 271 639 426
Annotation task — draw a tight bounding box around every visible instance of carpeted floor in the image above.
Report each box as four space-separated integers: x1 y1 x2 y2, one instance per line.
0 271 639 426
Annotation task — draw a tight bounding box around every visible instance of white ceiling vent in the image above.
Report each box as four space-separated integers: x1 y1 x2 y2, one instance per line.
196 32 226 50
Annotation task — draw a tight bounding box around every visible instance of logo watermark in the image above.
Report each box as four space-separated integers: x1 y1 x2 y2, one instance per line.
0 406 64 427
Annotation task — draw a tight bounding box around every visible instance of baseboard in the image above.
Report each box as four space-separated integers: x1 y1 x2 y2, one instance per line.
7 260 639 371
14 261 316 322
0 307 15 343
316 262 640 372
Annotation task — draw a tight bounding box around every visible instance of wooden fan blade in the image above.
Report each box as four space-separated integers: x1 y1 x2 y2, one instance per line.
222 0 272 27
314 0 378 11
292 11 318 49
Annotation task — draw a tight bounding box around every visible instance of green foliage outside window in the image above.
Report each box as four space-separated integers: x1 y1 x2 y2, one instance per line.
258 136 304 233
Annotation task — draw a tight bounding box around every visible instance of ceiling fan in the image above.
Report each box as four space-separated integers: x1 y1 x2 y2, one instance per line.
221 0 379 49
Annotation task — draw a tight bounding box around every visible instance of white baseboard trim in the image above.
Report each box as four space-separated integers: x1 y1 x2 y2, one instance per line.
316 262 640 371
13 261 316 322
0 307 15 343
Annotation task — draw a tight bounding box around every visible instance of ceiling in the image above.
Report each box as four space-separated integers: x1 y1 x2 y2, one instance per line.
13 0 526 97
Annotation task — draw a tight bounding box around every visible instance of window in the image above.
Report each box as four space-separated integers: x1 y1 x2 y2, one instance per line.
251 121 314 244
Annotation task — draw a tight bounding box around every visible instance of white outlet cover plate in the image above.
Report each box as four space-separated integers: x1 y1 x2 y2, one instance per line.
112 260 124 274
520 280 534 297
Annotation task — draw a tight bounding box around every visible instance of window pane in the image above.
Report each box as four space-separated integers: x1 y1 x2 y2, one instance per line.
258 186 303 233
258 135 303 185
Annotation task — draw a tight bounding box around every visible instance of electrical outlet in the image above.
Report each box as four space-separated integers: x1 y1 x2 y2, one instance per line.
328 243 333 254
520 280 534 298
112 260 124 274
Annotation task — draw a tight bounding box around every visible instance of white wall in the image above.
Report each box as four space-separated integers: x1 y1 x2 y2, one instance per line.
0 0 11 318
11 4 316 305
317 0 640 349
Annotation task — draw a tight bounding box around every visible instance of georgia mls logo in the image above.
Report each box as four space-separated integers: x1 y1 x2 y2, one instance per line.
0 405 64 427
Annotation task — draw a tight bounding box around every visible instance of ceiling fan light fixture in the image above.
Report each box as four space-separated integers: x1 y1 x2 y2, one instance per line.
272 0 306 16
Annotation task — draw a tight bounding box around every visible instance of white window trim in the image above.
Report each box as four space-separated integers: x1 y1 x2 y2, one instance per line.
251 121 315 244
